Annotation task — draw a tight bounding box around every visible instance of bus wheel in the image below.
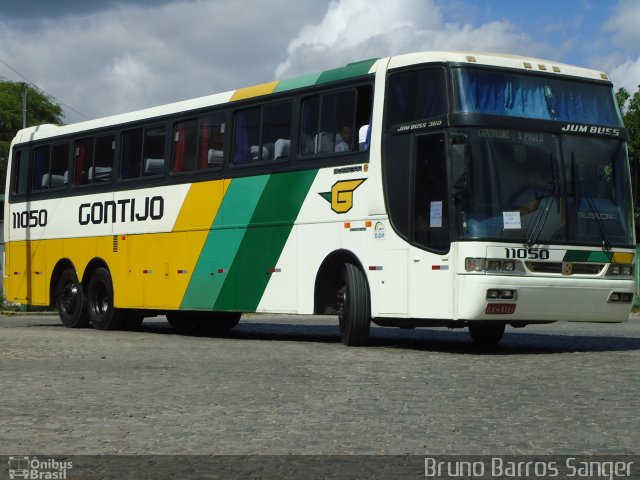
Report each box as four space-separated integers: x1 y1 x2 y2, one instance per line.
337 263 370 346
86 268 123 330
469 323 506 346
55 268 89 328
166 312 197 333
199 312 241 334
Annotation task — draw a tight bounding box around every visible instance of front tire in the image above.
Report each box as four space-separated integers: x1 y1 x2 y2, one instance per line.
337 263 371 346
86 268 124 330
55 268 89 328
469 323 506 346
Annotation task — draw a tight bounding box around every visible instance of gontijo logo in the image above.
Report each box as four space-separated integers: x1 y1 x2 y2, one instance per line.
319 179 366 213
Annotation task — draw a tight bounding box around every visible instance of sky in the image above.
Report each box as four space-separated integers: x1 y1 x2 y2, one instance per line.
0 0 639 124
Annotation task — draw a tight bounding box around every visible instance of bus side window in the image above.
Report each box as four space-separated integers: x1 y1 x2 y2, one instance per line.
233 107 261 165
385 68 446 128
299 86 371 157
32 146 50 191
299 96 320 156
74 138 94 185
199 113 225 170
12 149 29 195
173 119 198 173
142 127 166 176
232 102 291 166
93 135 115 183
121 129 143 179
321 91 356 154
262 101 292 160
49 143 70 188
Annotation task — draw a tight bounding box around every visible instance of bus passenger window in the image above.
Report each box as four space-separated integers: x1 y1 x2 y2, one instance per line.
299 96 320 156
263 102 292 160
385 68 446 128
142 127 166 176
12 150 29 195
121 129 143 179
173 120 198 173
299 86 371 157
32 146 49 191
199 113 225 170
93 135 115 183
49 143 69 188
74 138 93 185
233 107 261 165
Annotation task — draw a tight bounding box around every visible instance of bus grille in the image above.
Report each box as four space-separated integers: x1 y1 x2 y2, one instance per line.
525 262 604 275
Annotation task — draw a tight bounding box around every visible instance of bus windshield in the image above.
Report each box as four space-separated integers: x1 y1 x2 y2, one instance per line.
453 67 623 126
456 129 635 247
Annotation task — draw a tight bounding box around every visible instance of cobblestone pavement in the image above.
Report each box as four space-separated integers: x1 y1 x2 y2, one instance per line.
0 313 638 456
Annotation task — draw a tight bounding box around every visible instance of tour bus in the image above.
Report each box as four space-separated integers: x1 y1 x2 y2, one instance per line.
4 51 635 346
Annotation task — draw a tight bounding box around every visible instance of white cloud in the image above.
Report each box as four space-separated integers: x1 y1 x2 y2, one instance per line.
0 0 325 123
603 0 640 47
609 56 640 92
599 1 640 93
275 0 534 79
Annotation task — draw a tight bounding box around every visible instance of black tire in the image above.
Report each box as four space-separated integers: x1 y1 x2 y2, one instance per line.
167 311 240 335
166 311 198 333
337 263 371 346
469 323 506 346
86 268 124 330
55 267 89 328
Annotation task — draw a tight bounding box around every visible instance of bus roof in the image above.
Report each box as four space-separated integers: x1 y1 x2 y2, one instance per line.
12 50 612 144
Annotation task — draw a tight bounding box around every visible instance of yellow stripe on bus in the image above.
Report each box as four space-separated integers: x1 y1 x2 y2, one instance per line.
611 252 634 264
172 179 229 232
230 81 279 101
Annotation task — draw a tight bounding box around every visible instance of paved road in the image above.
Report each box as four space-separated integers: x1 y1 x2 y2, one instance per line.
0 313 638 459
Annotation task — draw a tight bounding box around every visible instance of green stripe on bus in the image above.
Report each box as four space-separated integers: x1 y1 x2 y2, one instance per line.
180 175 270 310
315 58 378 84
214 169 319 311
274 72 323 93
563 250 613 262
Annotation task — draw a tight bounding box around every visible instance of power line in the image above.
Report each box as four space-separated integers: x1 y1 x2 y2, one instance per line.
0 55 91 121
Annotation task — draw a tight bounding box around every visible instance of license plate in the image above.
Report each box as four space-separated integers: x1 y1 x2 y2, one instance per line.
485 303 516 314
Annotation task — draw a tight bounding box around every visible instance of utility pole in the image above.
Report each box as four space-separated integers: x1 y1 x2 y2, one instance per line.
22 82 28 128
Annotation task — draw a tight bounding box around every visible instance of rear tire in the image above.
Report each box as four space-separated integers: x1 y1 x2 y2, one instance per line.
55 268 89 328
86 268 124 330
337 263 371 346
469 323 506 346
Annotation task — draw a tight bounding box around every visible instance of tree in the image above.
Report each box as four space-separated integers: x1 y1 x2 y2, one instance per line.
617 85 640 160
0 79 64 189
617 85 640 236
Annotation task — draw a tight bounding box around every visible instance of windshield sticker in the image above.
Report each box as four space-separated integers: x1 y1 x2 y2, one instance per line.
430 201 443 228
503 211 521 229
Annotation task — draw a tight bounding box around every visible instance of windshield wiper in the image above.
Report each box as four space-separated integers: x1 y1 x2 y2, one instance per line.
572 153 611 251
586 195 612 251
525 180 559 248
525 155 558 248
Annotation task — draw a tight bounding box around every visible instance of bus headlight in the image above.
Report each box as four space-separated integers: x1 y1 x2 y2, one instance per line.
608 292 634 303
465 258 485 271
466 258 520 273
606 263 634 276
